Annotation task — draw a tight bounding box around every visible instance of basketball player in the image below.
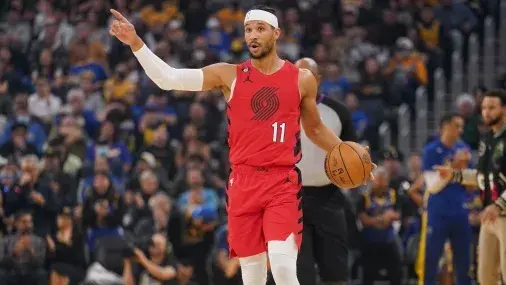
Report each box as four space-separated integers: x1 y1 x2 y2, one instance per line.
416 113 472 285
295 58 356 285
433 90 506 285
109 5 373 284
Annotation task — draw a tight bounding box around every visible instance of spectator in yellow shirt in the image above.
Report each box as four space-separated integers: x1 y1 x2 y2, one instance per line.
140 1 182 29
103 63 135 104
214 1 244 34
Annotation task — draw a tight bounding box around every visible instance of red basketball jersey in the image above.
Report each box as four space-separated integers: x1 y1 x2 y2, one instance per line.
227 60 302 167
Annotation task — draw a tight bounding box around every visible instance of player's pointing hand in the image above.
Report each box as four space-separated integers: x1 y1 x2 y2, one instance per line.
109 9 137 46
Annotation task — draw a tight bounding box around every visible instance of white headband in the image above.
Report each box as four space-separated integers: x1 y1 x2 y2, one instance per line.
244 9 279 28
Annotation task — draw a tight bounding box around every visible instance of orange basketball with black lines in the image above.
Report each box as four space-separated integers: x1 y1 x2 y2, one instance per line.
324 141 373 189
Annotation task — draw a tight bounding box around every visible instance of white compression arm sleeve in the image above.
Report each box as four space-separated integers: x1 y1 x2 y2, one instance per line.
133 44 204 91
424 171 449 194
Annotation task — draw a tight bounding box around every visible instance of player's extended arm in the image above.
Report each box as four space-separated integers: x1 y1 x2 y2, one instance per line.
450 168 478 187
132 42 232 91
423 170 451 194
109 9 232 92
427 165 479 194
299 69 342 152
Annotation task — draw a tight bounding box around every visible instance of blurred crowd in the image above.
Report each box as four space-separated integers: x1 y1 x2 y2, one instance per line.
0 0 500 284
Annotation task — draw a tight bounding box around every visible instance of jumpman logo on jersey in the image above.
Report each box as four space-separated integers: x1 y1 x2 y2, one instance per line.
250 87 280 121
229 178 234 186
242 67 253 83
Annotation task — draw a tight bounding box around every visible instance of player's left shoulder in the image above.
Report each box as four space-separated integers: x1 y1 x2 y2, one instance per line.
423 140 439 155
297 68 317 98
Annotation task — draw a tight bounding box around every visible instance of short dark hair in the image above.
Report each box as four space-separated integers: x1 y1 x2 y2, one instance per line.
439 112 461 128
15 210 32 221
249 4 276 15
484 90 506 106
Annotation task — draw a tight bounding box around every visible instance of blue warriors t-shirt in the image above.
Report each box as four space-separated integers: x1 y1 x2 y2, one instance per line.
358 189 398 244
422 139 471 215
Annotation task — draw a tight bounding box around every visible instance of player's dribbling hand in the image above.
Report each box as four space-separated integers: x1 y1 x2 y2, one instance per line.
109 9 137 46
364 146 377 185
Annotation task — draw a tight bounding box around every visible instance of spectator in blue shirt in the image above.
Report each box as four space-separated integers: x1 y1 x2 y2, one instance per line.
0 94 47 153
177 169 219 221
320 62 350 101
85 120 132 177
65 88 100 138
177 168 218 285
203 17 231 58
345 93 368 139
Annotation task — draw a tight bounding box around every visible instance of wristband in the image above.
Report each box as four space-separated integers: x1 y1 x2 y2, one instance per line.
451 170 463 183
495 198 506 211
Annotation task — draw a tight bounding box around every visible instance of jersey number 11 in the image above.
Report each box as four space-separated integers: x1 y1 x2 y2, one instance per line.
272 122 286 143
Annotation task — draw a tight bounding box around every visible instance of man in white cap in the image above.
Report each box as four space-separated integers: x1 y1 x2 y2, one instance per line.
109 5 374 285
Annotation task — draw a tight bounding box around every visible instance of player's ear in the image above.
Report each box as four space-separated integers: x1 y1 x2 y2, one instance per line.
274 28 281 40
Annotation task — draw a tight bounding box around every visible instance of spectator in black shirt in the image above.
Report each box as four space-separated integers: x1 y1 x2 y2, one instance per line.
380 147 408 191
134 192 183 260
47 207 86 285
81 171 125 253
133 170 162 220
0 122 39 163
39 149 78 209
0 211 47 285
137 126 177 180
126 152 171 194
131 233 179 285
4 155 57 236
172 154 225 197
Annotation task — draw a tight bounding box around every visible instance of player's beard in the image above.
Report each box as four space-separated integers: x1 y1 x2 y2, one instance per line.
484 113 503 127
249 41 274 59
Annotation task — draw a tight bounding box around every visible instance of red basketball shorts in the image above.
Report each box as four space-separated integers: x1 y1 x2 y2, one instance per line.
226 164 303 258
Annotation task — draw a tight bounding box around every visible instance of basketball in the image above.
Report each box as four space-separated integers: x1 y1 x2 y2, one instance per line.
324 141 373 189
